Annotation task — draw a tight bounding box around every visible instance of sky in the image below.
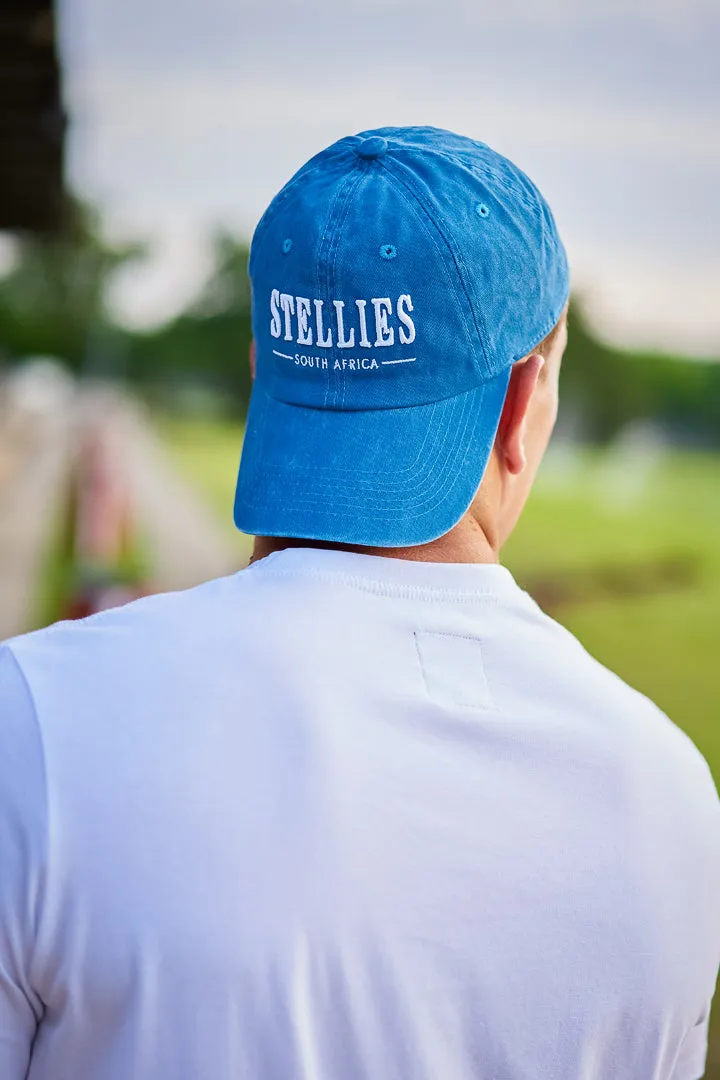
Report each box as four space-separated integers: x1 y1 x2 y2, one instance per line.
57 0 720 356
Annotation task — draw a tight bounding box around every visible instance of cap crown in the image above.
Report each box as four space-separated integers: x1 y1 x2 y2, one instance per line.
249 126 569 412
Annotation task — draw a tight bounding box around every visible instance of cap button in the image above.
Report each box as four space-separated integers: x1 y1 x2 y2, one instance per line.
356 136 388 160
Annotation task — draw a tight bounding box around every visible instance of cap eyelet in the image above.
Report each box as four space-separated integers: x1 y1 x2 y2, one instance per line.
476 204 490 219
282 238 293 253
380 243 397 260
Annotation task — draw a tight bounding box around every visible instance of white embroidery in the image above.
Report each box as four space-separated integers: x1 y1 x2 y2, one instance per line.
270 289 282 338
271 350 391 374
296 297 313 346
332 357 379 371
314 299 333 348
355 299 372 348
269 290 415 351
333 300 356 349
370 297 394 347
397 294 416 345
294 354 329 368
279 294 295 341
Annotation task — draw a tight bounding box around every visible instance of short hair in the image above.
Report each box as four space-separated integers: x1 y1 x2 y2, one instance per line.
534 315 565 359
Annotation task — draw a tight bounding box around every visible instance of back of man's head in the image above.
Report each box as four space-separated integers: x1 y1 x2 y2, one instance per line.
234 126 570 556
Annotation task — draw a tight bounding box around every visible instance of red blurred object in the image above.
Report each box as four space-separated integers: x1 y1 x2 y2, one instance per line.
61 415 147 619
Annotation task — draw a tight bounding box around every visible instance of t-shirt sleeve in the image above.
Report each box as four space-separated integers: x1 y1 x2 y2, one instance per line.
0 644 46 1077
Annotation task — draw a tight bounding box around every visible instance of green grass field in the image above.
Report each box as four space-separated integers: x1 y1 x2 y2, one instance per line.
157 416 720 1074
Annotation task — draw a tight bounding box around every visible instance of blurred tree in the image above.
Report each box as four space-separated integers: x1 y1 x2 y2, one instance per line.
190 233 251 318
0 199 145 372
125 232 252 412
561 301 720 445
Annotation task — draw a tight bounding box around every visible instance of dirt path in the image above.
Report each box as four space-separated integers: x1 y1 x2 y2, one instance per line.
1 377 246 640
78 387 244 595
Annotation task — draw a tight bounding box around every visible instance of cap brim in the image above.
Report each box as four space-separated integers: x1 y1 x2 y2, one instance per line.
234 367 511 548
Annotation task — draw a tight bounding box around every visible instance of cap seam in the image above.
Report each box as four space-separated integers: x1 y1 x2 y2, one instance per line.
430 149 539 214
382 141 539 217
315 166 360 408
351 138 534 210
330 167 370 410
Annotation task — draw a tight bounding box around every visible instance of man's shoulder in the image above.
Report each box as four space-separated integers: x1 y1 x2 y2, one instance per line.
516 593 718 808
3 568 266 702
8 568 248 655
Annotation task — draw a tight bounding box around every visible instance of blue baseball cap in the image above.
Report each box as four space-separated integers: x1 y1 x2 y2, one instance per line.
234 126 569 547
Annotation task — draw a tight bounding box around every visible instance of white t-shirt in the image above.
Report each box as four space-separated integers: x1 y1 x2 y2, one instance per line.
1 547 719 1080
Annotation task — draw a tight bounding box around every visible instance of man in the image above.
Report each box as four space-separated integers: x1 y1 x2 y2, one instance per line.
1 127 718 1079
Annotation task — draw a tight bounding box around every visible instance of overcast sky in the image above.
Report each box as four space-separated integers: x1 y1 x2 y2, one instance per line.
58 0 720 355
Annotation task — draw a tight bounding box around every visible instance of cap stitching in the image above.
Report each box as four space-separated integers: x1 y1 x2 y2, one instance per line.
262 373 477 413
253 395 451 489
260 406 471 514
244 366 506 497
251 386 458 484
244 385 485 514
418 143 541 214
329 167 369 410
315 168 359 408
377 143 540 216
249 417 471 514
246 395 448 499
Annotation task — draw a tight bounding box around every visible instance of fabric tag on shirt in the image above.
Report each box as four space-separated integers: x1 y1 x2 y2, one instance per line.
414 631 495 710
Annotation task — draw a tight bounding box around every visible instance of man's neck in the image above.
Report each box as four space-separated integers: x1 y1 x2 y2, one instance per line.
250 512 499 566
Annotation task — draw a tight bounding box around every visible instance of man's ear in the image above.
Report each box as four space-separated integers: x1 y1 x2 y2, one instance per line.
494 354 544 475
249 340 256 381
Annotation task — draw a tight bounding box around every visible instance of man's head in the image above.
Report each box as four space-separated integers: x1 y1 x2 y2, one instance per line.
235 127 569 556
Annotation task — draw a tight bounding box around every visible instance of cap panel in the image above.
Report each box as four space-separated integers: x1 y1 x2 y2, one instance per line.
385 140 569 377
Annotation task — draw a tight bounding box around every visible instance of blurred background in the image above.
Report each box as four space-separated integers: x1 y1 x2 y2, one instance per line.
1 0 718 1067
